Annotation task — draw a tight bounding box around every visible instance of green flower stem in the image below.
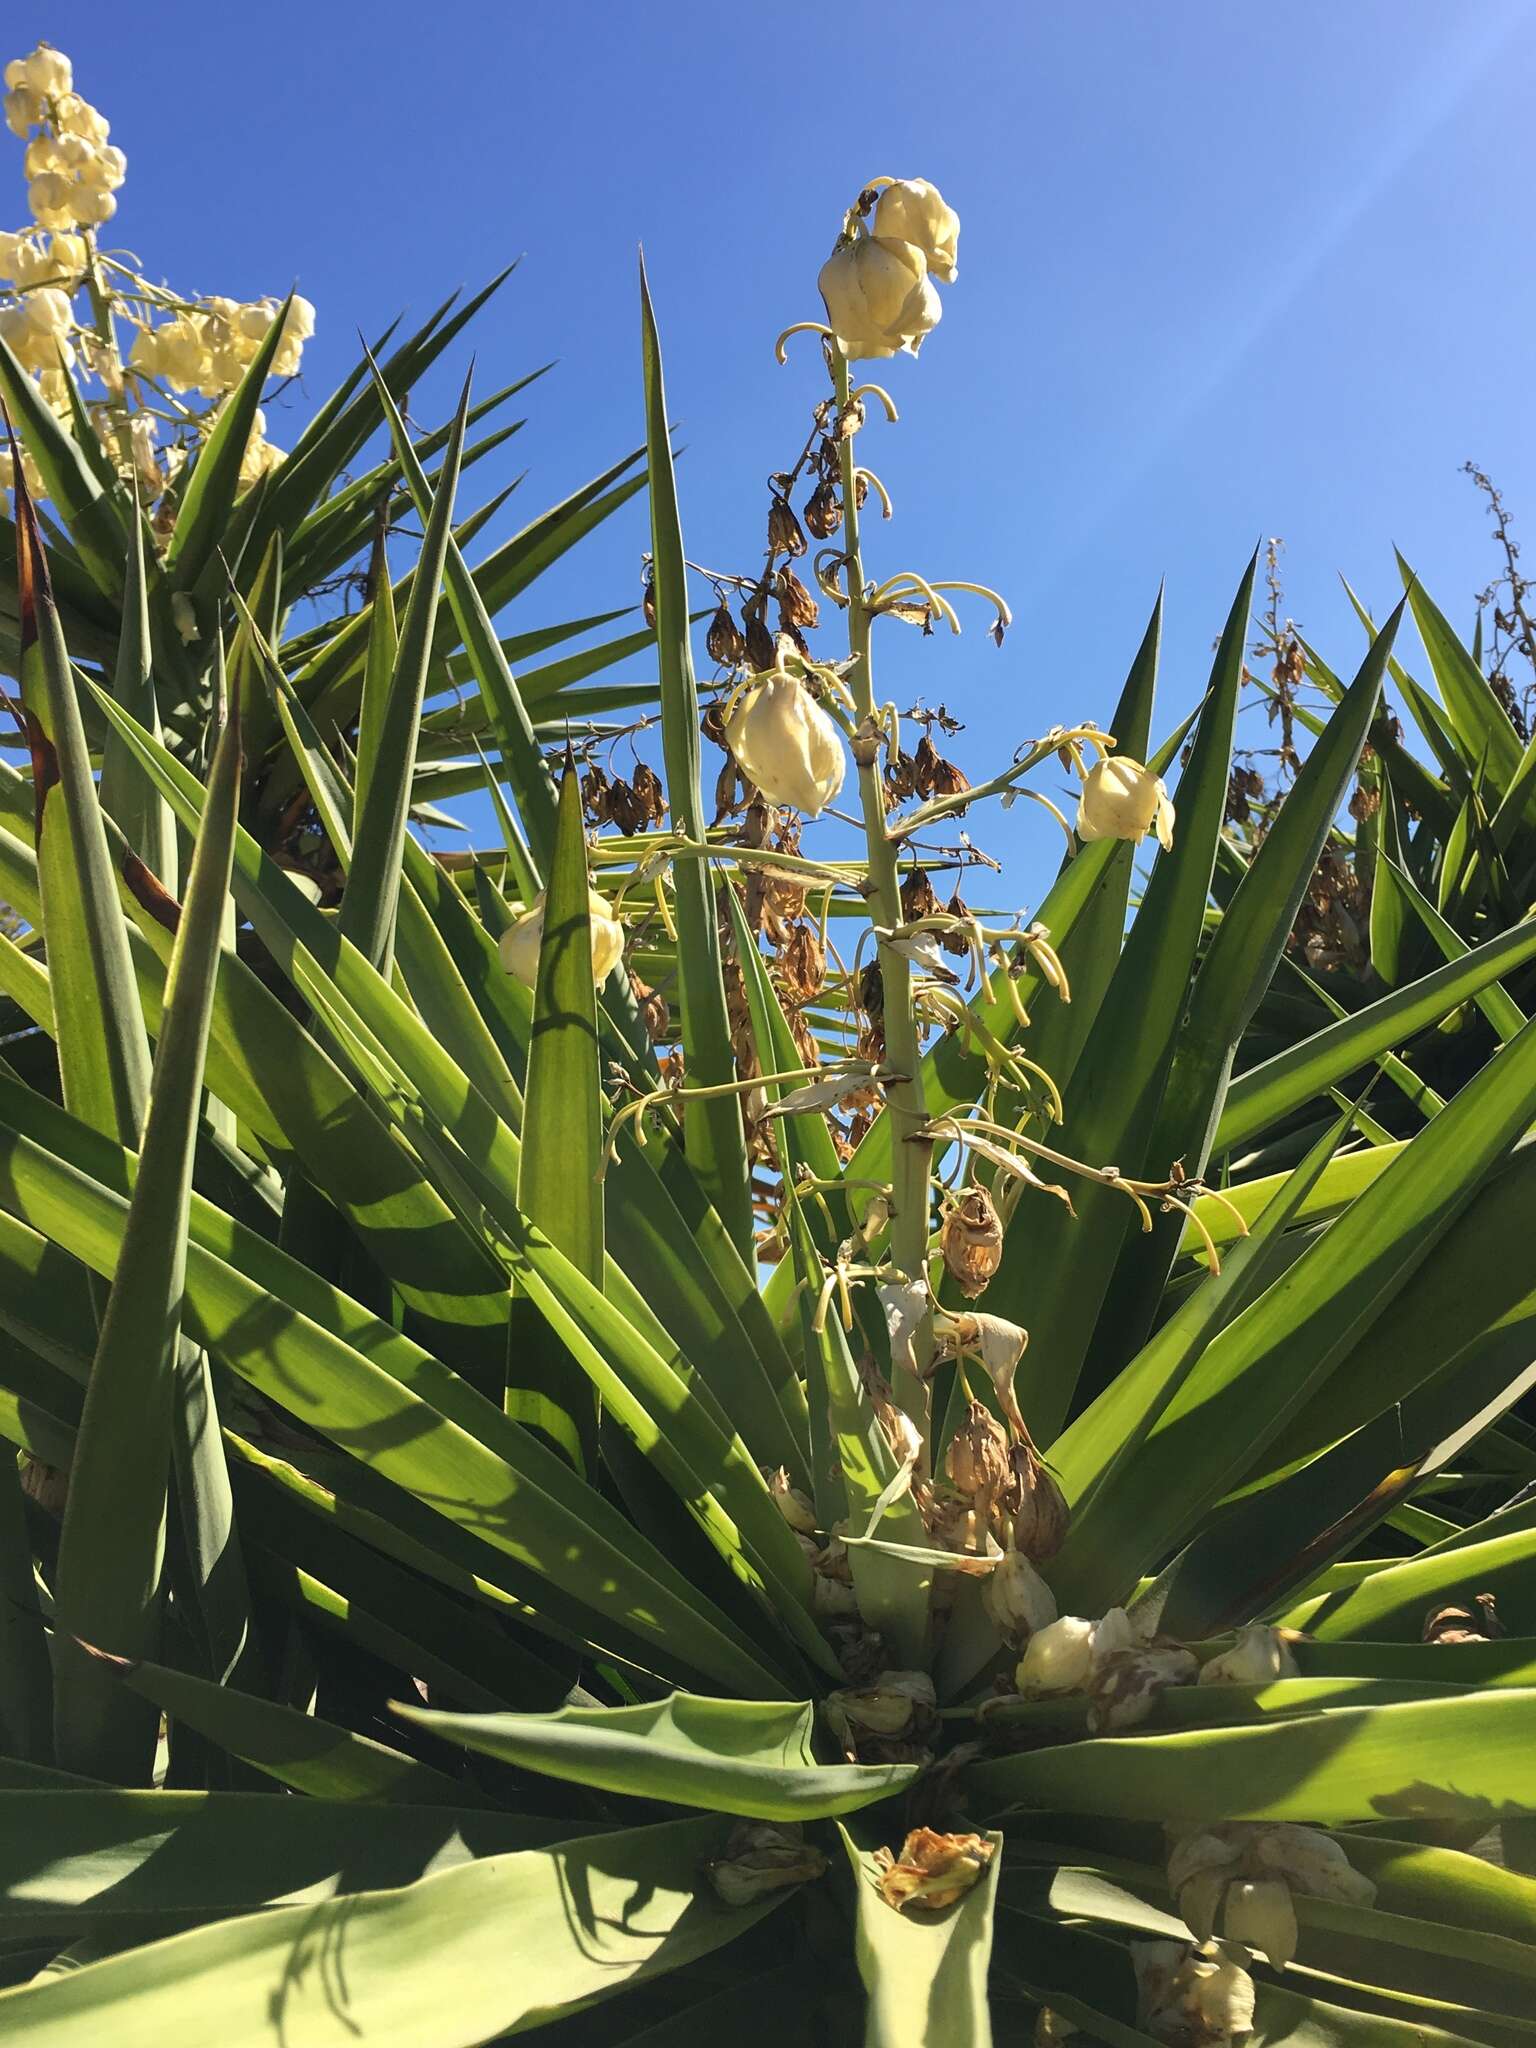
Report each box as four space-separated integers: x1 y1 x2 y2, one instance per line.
831 348 934 1433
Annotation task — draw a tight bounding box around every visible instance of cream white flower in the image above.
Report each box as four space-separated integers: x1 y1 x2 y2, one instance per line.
171 593 199 645
67 184 115 228
1015 1614 1097 1695
1132 1940 1256 2046
1222 1878 1297 1970
21 285 71 335
0 440 46 499
26 171 74 229
726 669 845 815
1076 753 1176 850
54 94 110 145
3 88 38 139
873 179 960 284
19 45 72 98
818 235 941 360
498 887 624 989
982 1547 1058 1645
1199 1624 1299 1688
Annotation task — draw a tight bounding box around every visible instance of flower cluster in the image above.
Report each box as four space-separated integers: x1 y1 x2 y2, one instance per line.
0 42 312 507
3 45 122 228
818 178 959 361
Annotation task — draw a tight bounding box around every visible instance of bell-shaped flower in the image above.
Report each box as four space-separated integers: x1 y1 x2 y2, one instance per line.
1132 1940 1256 2046
1015 1613 1097 1695
817 235 942 360
17 45 72 98
982 1546 1058 1646
1076 753 1176 851
1223 1877 1297 1971
873 179 960 283
1199 1623 1299 1688
498 887 624 989
726 668 845 815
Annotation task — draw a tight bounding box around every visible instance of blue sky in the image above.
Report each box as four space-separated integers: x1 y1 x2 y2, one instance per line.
17 0 1536 896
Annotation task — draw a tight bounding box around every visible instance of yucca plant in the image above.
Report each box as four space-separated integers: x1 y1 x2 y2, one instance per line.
0 64 1534 2042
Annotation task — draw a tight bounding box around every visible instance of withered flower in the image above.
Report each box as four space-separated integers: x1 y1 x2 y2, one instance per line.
940 1187 1004 1299
900 865 939 922
804 477 842 539
1005 1439 1070 1561
641 572 656 629
858 959 885 1019
874 1829 995 1914
629 972 670 1043
580 763 612 825
776 921 826 1005
700 699 729 749
884 749 920 807
944 1399 1010 1499
777 565 821 630
939 887 971 957
605 776 648 835
706 1821 828 1907
767 496 808 558
630 760 666 826
706 601 747 667
744 607 776 672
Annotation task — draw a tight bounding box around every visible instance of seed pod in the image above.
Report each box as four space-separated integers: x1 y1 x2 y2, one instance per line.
900 866 939 922
941 1188 1004 1300
631 760 667 826
744 609 776 672
777 566 820 630
803 478 842 539
705 601 747 667
1007 1440 1070 1561
944 1400 1010 1500
767 496 807 558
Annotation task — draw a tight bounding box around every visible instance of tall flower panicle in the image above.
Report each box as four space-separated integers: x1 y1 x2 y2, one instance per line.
0 42 313 507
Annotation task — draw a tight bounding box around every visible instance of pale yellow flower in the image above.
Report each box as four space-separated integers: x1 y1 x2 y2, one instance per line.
1075 753 1176 851
872 178 960 284
725 669 846 815
818 235 941 360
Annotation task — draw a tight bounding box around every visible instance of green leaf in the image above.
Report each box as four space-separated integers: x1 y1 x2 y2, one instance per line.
0 1817 779 2045
98 510 176 890
0 340 126 596
341 381 468 975
839 1822 1003 2048
638 256 753 1256
1216 913 1536 1152
50 689 243 1783
971 1687 1536 1826
513 760 603 1472
0 1452 51 1765
1399 557 1525 799
399 1694 916 1818
164 296 291 590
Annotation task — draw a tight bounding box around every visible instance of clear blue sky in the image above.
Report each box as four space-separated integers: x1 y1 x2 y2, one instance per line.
19 0 1536 894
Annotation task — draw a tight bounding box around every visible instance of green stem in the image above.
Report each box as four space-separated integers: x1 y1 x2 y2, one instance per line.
831 348 933 1433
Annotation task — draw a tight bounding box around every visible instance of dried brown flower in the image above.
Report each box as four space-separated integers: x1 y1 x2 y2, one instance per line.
940 1188 1004 1300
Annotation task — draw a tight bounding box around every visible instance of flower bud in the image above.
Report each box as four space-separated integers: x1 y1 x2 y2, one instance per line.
872 178 961 284
1199 1623 1299 1688
706 1821 828 1906
982 1546 1058 1647
726 670 846 817
1132 1940 1256 2047
777 566 820 630
766 496 807 560
1223 1877 1297 1970
705 601 746 667
762 1463 817 1536
940 1187 1004 1300
944 1399 1010 1499
818 236 942 361
874 1828 995 1913
498 888 624 989
1076 754 1176 851
803 478 842 539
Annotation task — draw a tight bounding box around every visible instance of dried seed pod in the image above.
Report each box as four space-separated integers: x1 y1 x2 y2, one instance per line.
900 866 939 922
631 760 667 826
803 477 842 540
767 496 808 558
944 1399 1011 1498
777 566 820 630
1007 1440 1070 1562
940 1188 1004 1300
706 601 747 667
744 609 776 672
629 972 670 1043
